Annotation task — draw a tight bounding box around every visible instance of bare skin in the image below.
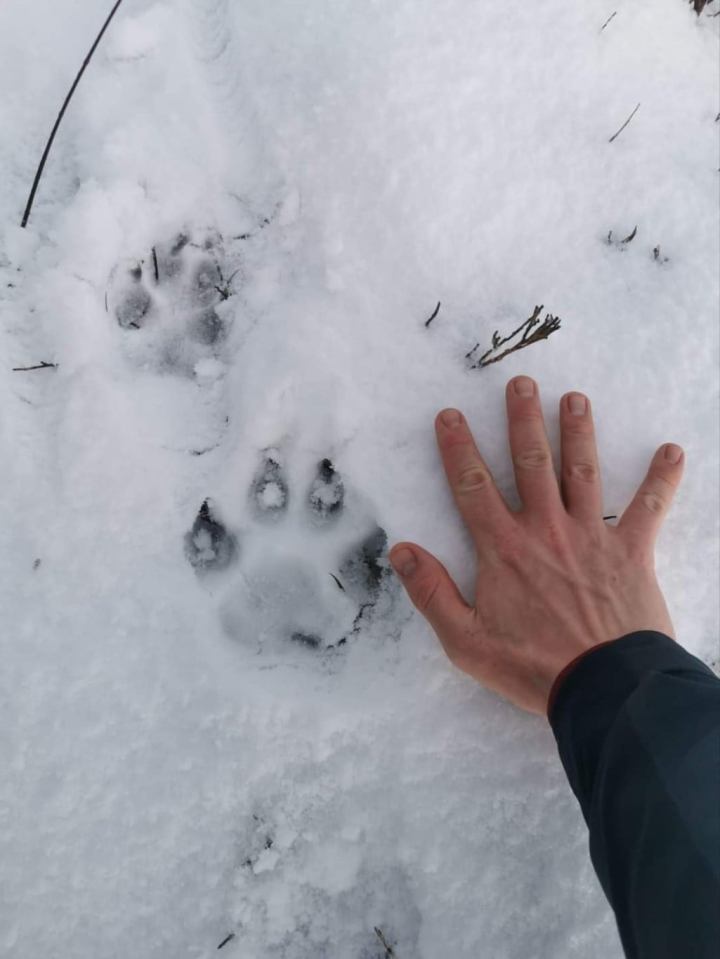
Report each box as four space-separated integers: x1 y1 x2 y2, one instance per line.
389 375 684 716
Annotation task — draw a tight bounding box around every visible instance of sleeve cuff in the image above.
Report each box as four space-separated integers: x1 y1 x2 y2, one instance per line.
547 630 715 731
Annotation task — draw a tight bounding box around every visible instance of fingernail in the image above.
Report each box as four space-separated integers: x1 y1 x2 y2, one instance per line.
664 444 682 464
390 547 418 577
441 409 461 428
569 393 587 416
514 376 535 397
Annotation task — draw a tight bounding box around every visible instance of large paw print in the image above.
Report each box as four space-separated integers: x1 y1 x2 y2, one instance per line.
184 452 395 654
106 228 239 375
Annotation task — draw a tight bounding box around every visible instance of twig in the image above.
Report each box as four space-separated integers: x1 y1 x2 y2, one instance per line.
621 226 637 244
424 301 441 328
152 247 159 283
374 927 396 957
467 305 562 370
217 933 235 950
603 515 618 521
600 11 617 30
12 361 58 371
607 227 637 248
608 103 641 144
21 0 127 228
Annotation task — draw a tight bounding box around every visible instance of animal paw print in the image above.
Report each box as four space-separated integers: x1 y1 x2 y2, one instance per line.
217 804 420 957
184 452 394 654
106 228 239 375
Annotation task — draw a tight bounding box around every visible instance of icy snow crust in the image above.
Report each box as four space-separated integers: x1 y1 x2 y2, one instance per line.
0 0 718 956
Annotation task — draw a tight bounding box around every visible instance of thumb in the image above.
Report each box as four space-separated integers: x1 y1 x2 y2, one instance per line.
389 542 473 642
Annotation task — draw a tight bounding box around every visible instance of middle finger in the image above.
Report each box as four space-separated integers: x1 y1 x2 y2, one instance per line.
506 376 564 518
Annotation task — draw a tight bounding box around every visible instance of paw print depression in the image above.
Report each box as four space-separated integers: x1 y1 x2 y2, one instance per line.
184 450 397 658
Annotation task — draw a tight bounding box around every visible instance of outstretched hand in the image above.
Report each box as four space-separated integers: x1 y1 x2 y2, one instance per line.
389 376 684 715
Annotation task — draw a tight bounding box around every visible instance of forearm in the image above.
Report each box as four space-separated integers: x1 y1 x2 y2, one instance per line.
548 631 720 959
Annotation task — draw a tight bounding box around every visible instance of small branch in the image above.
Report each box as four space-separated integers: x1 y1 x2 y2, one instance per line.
217 933 235 950
21 0 127 228
374 927 396 957
151 247 159 283
424 301 441 328
233 213 274 241
621 225 637 244
600 11 617 30
607 227 638 249
608 102 641 144
12 361 58 372
468 305 562 370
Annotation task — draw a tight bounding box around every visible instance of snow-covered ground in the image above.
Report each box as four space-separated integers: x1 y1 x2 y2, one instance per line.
1 0 717 956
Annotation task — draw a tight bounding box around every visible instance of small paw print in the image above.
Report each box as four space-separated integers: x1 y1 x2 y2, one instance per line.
106 227 239 375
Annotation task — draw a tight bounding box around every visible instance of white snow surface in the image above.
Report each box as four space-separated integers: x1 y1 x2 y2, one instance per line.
1 1 718 957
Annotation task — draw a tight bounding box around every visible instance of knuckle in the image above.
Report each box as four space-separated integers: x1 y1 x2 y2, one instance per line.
513 446 551 471
652 471 678 493
640 472 676 514
456 466 491 493
564 421 594 437
440 430 473 451
515 408 543 424
566 460 597 484
494 527 524 564
544 520 572 556
622 533 654 568
640 489 667 514
413 576 441 613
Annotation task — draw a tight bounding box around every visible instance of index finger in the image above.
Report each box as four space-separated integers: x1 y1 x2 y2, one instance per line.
435 408 518 558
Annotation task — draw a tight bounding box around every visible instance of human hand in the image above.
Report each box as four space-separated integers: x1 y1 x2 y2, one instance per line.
389 375 685 716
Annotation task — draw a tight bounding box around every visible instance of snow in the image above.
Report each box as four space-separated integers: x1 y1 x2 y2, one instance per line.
0 0 718 957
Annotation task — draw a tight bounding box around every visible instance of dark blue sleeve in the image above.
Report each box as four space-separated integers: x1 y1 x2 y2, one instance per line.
548 630 720 959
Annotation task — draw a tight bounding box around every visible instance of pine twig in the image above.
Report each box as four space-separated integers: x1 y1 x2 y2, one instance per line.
467 305 562 370
21 0 127 228
12 361 58 372
608 103 641 144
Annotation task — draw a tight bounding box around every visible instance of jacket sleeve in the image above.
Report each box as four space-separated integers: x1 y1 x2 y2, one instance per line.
547 630 720 959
